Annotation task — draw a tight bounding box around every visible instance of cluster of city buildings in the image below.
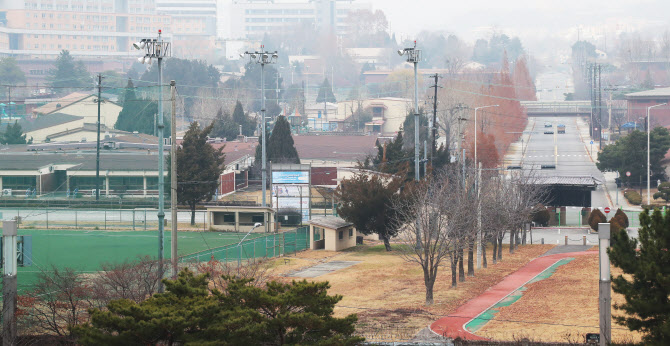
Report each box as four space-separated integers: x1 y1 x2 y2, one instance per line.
0 0 373 83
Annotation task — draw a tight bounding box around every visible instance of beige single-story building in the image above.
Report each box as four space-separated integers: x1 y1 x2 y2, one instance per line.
309 216 356 251
206 205 275 233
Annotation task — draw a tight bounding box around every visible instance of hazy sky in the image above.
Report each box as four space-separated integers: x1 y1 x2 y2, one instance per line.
370 0 670 43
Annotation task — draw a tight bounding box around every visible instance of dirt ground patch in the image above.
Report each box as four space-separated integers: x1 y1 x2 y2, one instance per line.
477 253 643 343
268 242 554 340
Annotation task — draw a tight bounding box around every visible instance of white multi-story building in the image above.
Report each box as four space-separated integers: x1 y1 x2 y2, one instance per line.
217 0 371 40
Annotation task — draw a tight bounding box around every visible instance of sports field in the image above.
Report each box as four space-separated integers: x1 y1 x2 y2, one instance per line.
13 229 263 291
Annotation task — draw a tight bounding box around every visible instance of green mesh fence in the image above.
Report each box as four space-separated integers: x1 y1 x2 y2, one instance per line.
179 226 310 264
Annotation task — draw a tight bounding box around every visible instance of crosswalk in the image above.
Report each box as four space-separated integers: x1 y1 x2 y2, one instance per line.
526 154 588 158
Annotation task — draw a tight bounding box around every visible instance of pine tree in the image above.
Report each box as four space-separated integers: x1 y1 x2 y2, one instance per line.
316 78 336 103
231 101 255 136
265 115 300 164
609 208 670 344
71 269 362 345
211 108 238 141
1 121 31 144
48 50 91 92
177 122 225 225
114 79 137 131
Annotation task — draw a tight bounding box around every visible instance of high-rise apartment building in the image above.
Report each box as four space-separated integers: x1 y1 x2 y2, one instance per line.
217 0 371 40
155 0 216 58
0 0 217 61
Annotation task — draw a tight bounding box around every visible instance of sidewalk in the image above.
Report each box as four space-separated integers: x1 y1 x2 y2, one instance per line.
573 117 637 211
429 250 597 340
502 118 535 167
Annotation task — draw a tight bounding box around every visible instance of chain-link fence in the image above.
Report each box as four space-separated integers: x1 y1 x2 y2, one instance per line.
0 208 207 231
180 226 309 264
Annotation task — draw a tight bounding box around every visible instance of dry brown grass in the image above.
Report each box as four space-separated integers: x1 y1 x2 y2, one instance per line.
267 243 554 337
477 253 643 343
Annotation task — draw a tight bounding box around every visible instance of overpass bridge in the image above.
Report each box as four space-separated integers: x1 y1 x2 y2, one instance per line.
521 101 591 117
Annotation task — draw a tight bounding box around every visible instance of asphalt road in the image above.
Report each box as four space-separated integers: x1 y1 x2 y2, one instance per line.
522 116 609 208
535 70 574 102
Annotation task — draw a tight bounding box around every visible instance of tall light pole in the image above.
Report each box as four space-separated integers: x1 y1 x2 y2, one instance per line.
242 47 278 233
398 41 421 180
647 103 666 205
473 104 497 270
133 30 171 291
473 105 499 167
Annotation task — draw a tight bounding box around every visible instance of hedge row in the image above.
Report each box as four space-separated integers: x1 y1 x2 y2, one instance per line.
624 189 642 205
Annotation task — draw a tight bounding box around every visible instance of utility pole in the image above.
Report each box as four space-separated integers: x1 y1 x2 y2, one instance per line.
398 41 421 181
95 73 103 201
242 47 278 233
399 41 422 250
430 74 440 163
605 86 617 144
132 29 171 292
477 162 482 269
423 140 427 178
598 64 603 150
170 80 178 279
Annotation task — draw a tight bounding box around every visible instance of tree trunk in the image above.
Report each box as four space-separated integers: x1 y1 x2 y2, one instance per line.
492 239 497 264
522 225 527 245
190 204 196 226
450 253 458 288
382 235 392 251
497 234 503 261
482 242 488 268
424 269 435 305
509 229 515 254
458 247 465 282
467 238 475 276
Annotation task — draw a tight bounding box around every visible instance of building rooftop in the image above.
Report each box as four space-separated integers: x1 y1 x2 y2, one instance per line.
625 87 670 99
0 151 161 171
309 216 352 229
32 92 90 115
3 113 83 133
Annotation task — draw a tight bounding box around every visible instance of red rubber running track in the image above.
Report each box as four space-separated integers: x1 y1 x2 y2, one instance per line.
429 251 597 340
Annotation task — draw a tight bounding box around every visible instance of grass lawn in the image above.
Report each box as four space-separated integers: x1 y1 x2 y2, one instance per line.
477 253 643 344
267 242 555 342
15 229 261 291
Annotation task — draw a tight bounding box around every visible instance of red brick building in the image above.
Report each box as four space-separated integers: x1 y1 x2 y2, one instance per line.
625 87 670 128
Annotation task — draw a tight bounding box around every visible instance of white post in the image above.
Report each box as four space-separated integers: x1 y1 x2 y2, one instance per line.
2 220 18 346
170 80 178 279
598 223 611 346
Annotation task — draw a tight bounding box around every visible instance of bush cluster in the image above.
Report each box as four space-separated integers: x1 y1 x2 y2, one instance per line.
588 208 607 231
623 189 642 205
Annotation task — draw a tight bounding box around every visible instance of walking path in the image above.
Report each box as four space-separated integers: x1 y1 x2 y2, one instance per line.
429 249 597 340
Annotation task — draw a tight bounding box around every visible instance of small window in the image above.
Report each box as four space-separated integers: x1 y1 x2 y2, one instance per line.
349 228 353 237
252 215 264 223
313 227 321 241
339 230 343 240
223 213 235 223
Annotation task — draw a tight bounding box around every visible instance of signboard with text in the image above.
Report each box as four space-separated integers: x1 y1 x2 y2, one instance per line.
272 171 309 184
272 170 311 222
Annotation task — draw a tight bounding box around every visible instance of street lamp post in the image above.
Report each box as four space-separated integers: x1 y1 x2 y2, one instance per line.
473 104 497 270
242 47 278 233
398 42 422 180
132 30 171 291
647 103 667 205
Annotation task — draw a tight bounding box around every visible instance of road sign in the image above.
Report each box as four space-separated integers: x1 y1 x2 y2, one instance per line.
604 207 611 214
590 140 594 144
626 171 631 177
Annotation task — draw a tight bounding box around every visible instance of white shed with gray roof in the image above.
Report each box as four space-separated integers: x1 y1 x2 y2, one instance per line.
308 216 356 251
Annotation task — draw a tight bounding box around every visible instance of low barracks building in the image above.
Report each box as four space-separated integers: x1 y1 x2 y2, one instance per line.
0 145 163 197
